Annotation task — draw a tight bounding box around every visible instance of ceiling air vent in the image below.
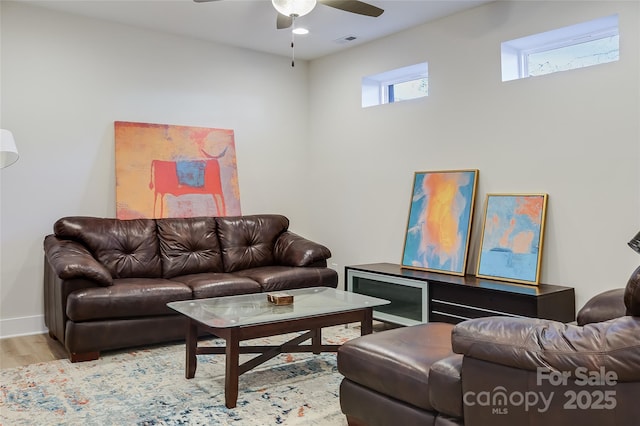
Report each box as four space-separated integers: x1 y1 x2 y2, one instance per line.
334 35 358 44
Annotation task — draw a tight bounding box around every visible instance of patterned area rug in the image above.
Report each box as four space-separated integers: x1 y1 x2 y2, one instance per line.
1 324 363 425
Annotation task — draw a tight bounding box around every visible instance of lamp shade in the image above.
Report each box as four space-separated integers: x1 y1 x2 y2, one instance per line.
0 129 19 168
629 231 640 254
272 0 317 17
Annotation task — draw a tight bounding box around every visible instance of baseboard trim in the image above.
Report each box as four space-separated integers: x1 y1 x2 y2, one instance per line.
0 315 47 339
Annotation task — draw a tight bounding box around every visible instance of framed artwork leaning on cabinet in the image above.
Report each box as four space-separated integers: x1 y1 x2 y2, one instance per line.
476 193 548 285
401 169 479 276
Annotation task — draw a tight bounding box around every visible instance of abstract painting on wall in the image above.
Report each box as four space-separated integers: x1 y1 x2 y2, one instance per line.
476 193 548 285
115 121 241 219
401 169 479 276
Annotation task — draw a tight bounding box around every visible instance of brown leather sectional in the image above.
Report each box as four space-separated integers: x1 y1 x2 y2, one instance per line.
338 266 640 425
43 214 338 362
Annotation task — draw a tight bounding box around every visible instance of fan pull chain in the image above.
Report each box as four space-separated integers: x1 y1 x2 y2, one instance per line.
291 16 296 67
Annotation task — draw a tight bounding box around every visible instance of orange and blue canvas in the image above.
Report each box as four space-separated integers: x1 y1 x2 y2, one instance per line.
476 194 548 284
402 170 478 276
115 121 241 219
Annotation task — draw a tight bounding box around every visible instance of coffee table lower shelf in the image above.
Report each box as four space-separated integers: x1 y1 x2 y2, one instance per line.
184 308 374 408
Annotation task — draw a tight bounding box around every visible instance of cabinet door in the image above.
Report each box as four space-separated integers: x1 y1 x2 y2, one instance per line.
429 282 535 323
347 270 428 326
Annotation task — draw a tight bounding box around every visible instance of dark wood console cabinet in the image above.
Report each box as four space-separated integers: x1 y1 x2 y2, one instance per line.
346 263 575 326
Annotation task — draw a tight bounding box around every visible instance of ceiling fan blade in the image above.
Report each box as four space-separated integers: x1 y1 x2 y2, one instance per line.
319 0 384 17
193 0 222 3
276 13 293 29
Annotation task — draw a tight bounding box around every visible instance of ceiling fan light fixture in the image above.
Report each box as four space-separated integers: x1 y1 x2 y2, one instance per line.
272 0 317 18
292 27 309 35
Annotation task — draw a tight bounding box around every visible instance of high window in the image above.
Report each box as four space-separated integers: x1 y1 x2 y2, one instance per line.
362 62 428 108
501 15 619 82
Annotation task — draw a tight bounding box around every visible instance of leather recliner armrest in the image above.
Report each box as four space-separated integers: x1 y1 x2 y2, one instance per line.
44 235 113 286
451 316 640 382
576 288 626 325
273 231 332 267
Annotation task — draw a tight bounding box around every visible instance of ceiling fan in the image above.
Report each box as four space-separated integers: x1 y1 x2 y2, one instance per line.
193 0 384 30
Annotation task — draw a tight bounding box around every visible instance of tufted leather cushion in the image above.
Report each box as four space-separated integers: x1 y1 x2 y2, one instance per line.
54 217 161 279
215 215 289 272
156 217 223 278
625 265 640 316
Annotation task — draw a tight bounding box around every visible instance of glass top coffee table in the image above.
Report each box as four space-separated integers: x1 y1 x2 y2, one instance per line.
168 286 389 408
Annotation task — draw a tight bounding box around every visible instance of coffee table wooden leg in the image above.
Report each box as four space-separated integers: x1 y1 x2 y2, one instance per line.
186 320 198 379
225 328 240 409
311 328 321 354
361 307 373 335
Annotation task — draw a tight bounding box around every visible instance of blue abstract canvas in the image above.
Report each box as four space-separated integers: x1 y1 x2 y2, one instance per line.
476 194 548 284
401 170 478 276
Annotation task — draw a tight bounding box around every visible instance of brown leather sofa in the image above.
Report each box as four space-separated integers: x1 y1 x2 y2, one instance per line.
338 265 640 426
44 214 337 362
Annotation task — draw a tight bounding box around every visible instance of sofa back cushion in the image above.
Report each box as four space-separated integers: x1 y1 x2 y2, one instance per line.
216 214 289 272
54 217 161 279
156 217 224 278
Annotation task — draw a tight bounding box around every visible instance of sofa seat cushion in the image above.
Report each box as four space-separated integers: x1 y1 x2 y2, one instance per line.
66 278 192 321
171 273 262 298
338 323 455 411
235 266 338 292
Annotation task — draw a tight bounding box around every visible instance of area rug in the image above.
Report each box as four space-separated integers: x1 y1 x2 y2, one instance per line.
0 324 363 425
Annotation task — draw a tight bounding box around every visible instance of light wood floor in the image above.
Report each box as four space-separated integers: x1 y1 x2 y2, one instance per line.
0 321 400 370
0 333 68 369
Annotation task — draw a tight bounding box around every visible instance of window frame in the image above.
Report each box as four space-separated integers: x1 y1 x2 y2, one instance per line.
362 62 428 108
520 26 619 79
383 74 428 104
501 14 619 82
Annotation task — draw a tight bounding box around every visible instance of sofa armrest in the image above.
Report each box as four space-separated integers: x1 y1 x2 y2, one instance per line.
273 231 332 267
452 316 640 382
576 288 626 325
44 235 113 286
429 354 463 419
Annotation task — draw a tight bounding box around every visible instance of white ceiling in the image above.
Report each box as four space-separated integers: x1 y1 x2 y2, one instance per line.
23 0 492 60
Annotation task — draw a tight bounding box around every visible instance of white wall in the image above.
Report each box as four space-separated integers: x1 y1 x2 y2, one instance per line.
1 1 638 337
308 0 640 309
0 2 312 337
